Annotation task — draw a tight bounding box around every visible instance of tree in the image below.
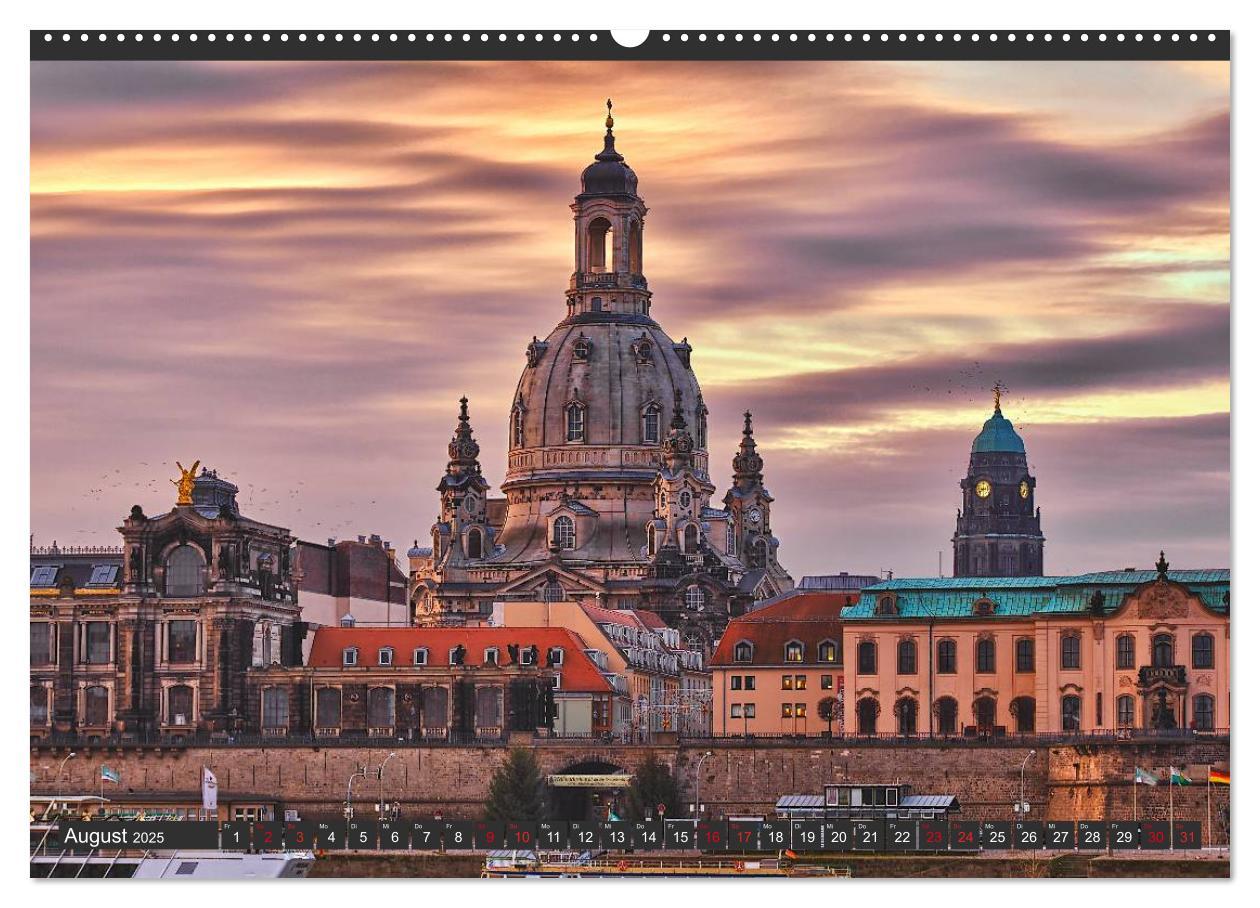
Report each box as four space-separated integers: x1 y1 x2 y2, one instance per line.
484 747 546 821
818 697 841 737
626 753 682 820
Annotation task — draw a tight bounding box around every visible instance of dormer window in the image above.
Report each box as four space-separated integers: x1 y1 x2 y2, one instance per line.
552 516 576 551
972 597 996 616
819 640 838 663
876 595 898 616
548 646 565 666
88 564 119 586
342 647 358 667
785 640 805 663
378 647 394 666
484 647 499 666
31 565 59 587
520 647 537 666
413 647 428 666
734 641 754 663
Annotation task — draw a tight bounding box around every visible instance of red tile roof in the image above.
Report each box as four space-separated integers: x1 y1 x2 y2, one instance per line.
307 627 614 693
631 609 668 629
711 591 854 667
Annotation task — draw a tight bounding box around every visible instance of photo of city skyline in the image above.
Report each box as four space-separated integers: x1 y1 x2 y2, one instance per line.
31 59 1229 577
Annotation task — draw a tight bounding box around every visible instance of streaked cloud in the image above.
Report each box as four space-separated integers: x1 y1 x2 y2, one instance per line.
30 60 1229 575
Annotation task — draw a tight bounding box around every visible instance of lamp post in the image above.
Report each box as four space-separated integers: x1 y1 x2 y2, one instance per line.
51 752 77 819
378 752 398 818
345 763 368 825
1016 749 1035 819
693 750 713 820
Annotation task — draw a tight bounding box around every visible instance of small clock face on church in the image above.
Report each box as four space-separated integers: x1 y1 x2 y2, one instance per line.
1019 480 1030 499
975 480 992 499
747 507 762 525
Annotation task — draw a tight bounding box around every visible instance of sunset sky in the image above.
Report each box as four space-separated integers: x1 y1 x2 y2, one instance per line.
30 59 1230 577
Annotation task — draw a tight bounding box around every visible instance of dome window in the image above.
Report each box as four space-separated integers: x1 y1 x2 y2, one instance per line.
632 333 653 364
552 516 577 551
642 403 661 444
573 334 593 362
565 403 586 443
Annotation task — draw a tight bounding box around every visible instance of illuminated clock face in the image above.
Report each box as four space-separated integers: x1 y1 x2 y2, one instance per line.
975 480 992 499
1019 480 1030 499
747 507 763 525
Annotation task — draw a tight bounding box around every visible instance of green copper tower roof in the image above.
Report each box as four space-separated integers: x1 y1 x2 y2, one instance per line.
971 406 1026 454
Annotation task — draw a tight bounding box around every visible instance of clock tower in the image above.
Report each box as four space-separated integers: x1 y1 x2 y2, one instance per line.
952 387 1045 577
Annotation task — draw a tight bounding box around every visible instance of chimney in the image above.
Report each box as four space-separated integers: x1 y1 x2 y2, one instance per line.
327 538 336 547
357 535 366 544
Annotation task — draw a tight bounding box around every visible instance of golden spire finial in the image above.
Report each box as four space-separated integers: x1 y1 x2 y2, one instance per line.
605 98 614 132
993 382 1003 412
171 460 200 506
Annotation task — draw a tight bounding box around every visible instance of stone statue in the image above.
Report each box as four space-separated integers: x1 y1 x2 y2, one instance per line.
170 460 200 506
129 546 144 580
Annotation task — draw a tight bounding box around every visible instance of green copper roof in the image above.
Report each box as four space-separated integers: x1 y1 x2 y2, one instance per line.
971 407 1026 454
846 570 1230 619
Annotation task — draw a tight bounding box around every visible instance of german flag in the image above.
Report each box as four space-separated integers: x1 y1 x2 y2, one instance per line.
1209 769 1230 785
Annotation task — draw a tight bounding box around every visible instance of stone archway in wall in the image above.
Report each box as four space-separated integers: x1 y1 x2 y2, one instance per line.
546 759 630 821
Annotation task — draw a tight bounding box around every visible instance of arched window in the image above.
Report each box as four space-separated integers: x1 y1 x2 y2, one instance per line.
565 403 586 443
1012 696 1036 733
628 219 642 273
642 404 661 444
167 684 194 725
646 525 657 557
1061 634 1082 670
733 641 754 663
857 641 877 675
1116 694 1135 728
552 516 576 550
696 409 708 449
1116 634 1135 669
1152 634 1174 668
84 685 109 726
1061 694 1081 732
897 639 917 675
262 687 289 728
466 528 483 559
685 585 706 611
972 598 995 616
876 595 897 616
315 687 341 729
857 698 879 736
976 638 996 673
726 522 735 555
586 216 612 272
974 696 997 733
510 407 525 449
542 580 566 602
31 685 49 725
895 697 918 736
818 640 838 663
1192 633 1214 669
368 687 395 728
1015 638 1035 673
1193 694 1215 731
937 639 957 674
683 524 700 554
784 640 804 663
165 545 205 597
936 697 958 735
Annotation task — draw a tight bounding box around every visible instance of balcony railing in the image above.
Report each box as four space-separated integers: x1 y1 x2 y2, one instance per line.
1138 665 1188 685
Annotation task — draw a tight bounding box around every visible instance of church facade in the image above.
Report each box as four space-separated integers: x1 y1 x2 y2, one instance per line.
953 388 1046 577
411 105 793 646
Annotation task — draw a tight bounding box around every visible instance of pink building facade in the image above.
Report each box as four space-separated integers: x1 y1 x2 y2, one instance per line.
841 558 1229 738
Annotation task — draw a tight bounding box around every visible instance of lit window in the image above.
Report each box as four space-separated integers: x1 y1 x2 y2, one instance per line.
781 674 792 690
818 641 838 663
794 675 806 690
821 674 834 690
784 641 804 663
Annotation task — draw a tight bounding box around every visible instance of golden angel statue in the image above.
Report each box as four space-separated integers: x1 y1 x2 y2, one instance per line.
171 460 200 505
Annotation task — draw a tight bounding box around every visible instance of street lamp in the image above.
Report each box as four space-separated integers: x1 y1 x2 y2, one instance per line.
1015 749 1035 819
693 750 713 820
345 763 368 824
51 752 76 819
378 752 398 818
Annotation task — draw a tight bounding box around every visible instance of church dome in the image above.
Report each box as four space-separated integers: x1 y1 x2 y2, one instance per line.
971 407 1026 454
579 101 638 198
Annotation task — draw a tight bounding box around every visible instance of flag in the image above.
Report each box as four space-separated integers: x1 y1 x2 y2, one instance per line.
1170 767 1192 786
1134 766 1158 786
100 764 120 784
1209 769 1230 785
202 767 218 811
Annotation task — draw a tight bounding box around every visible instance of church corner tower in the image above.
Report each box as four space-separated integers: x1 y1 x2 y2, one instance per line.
952 386 1045 577
410 101 795 646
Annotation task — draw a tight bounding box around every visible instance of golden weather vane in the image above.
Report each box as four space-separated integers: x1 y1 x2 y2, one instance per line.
605 98 614 131
171 460 200 506
993 382 1003 412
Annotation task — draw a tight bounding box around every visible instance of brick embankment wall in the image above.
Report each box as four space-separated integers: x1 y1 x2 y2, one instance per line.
30 738 1229 845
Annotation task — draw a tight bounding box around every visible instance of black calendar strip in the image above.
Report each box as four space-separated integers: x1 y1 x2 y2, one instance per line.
57 819 1202 853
